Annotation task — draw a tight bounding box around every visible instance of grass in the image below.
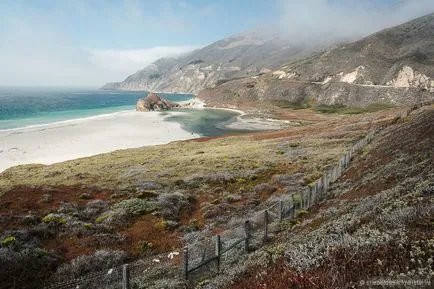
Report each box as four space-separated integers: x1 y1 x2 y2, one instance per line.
273 99 312 109
314 102 397 114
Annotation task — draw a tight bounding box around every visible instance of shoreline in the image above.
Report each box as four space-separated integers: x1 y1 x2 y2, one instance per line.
0 110 199 173
0 109 136 133
0 97 284 173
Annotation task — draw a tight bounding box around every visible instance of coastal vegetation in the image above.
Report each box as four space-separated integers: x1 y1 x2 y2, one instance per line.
1 103 432 288
314 102 397 114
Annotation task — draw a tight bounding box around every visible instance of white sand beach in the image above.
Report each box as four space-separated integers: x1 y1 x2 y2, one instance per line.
0 110 198 172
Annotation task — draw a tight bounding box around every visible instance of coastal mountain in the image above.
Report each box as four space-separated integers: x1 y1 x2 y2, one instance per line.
199 13 434 107
280 12 434 86
101 31 323 93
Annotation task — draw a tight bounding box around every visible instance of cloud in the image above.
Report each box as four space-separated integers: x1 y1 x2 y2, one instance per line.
86 46 200 75
1 0 432 87
0 31 198 87
277 0 434 44
0 1 200 87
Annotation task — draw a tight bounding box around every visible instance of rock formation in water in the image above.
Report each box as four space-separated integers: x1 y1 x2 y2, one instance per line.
136 93 180 111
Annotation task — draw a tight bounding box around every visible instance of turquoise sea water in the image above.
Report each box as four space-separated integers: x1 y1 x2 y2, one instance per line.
0 87 192 130
0 87 244 136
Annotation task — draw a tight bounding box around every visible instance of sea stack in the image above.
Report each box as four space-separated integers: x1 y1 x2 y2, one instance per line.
136 92 180 111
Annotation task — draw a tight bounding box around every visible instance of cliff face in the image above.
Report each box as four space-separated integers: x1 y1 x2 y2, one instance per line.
101 31 323 93
199 13 434 107
198 76 433 108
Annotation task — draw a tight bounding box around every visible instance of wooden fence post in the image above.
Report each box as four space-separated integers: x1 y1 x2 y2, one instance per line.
311 184 316 206
291 194 296 219
263 210 269 243
299 191 304 209
182 247 189 280
122 264 130 289
215 235 221 272
307 186 312 209
244 220 250 252
279 200 283 221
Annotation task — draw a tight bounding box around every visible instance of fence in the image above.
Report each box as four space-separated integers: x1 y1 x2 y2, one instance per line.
180 127 379 281
180 99 434 282
43 100 433 288
43 252 180 289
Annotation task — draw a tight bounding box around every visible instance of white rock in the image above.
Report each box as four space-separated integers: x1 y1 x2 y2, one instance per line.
340 66 365 83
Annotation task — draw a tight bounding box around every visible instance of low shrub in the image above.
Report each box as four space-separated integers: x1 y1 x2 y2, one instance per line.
41 214 66 225
55 250 128 281
83 200 109 219
23 215 40 225
314 104 346 113
138 241 153 252
274 99 311 109
0 247 60 289
79 193 91 200
254 183 278 195
154 220 168 231
41 193 53 203
95 212 115 224
296 209 308 218
157 192 196 220
114 198 157 215
1 236 16 248
315 102 396 114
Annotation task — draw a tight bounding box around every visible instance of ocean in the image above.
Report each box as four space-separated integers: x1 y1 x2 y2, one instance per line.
0 87 242 136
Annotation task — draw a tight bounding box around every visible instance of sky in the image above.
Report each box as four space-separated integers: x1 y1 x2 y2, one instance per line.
0 0 433 87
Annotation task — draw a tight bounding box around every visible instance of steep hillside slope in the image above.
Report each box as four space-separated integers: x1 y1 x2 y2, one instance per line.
204 106 434 289
101 31 320 93
199 13 434 107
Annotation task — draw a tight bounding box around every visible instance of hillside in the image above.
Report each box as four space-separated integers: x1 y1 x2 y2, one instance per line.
199 13 434 108
0 103 432 288
101 31 322 93
0 104 418 288
223 105 434 289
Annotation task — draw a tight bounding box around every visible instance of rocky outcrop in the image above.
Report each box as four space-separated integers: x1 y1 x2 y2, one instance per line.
386 66 434 92
136 93 180 111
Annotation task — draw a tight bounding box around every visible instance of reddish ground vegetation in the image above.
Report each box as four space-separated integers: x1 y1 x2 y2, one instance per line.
230 259 315 289
0 185 114 216
44 236 96 261
120 215 182 255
